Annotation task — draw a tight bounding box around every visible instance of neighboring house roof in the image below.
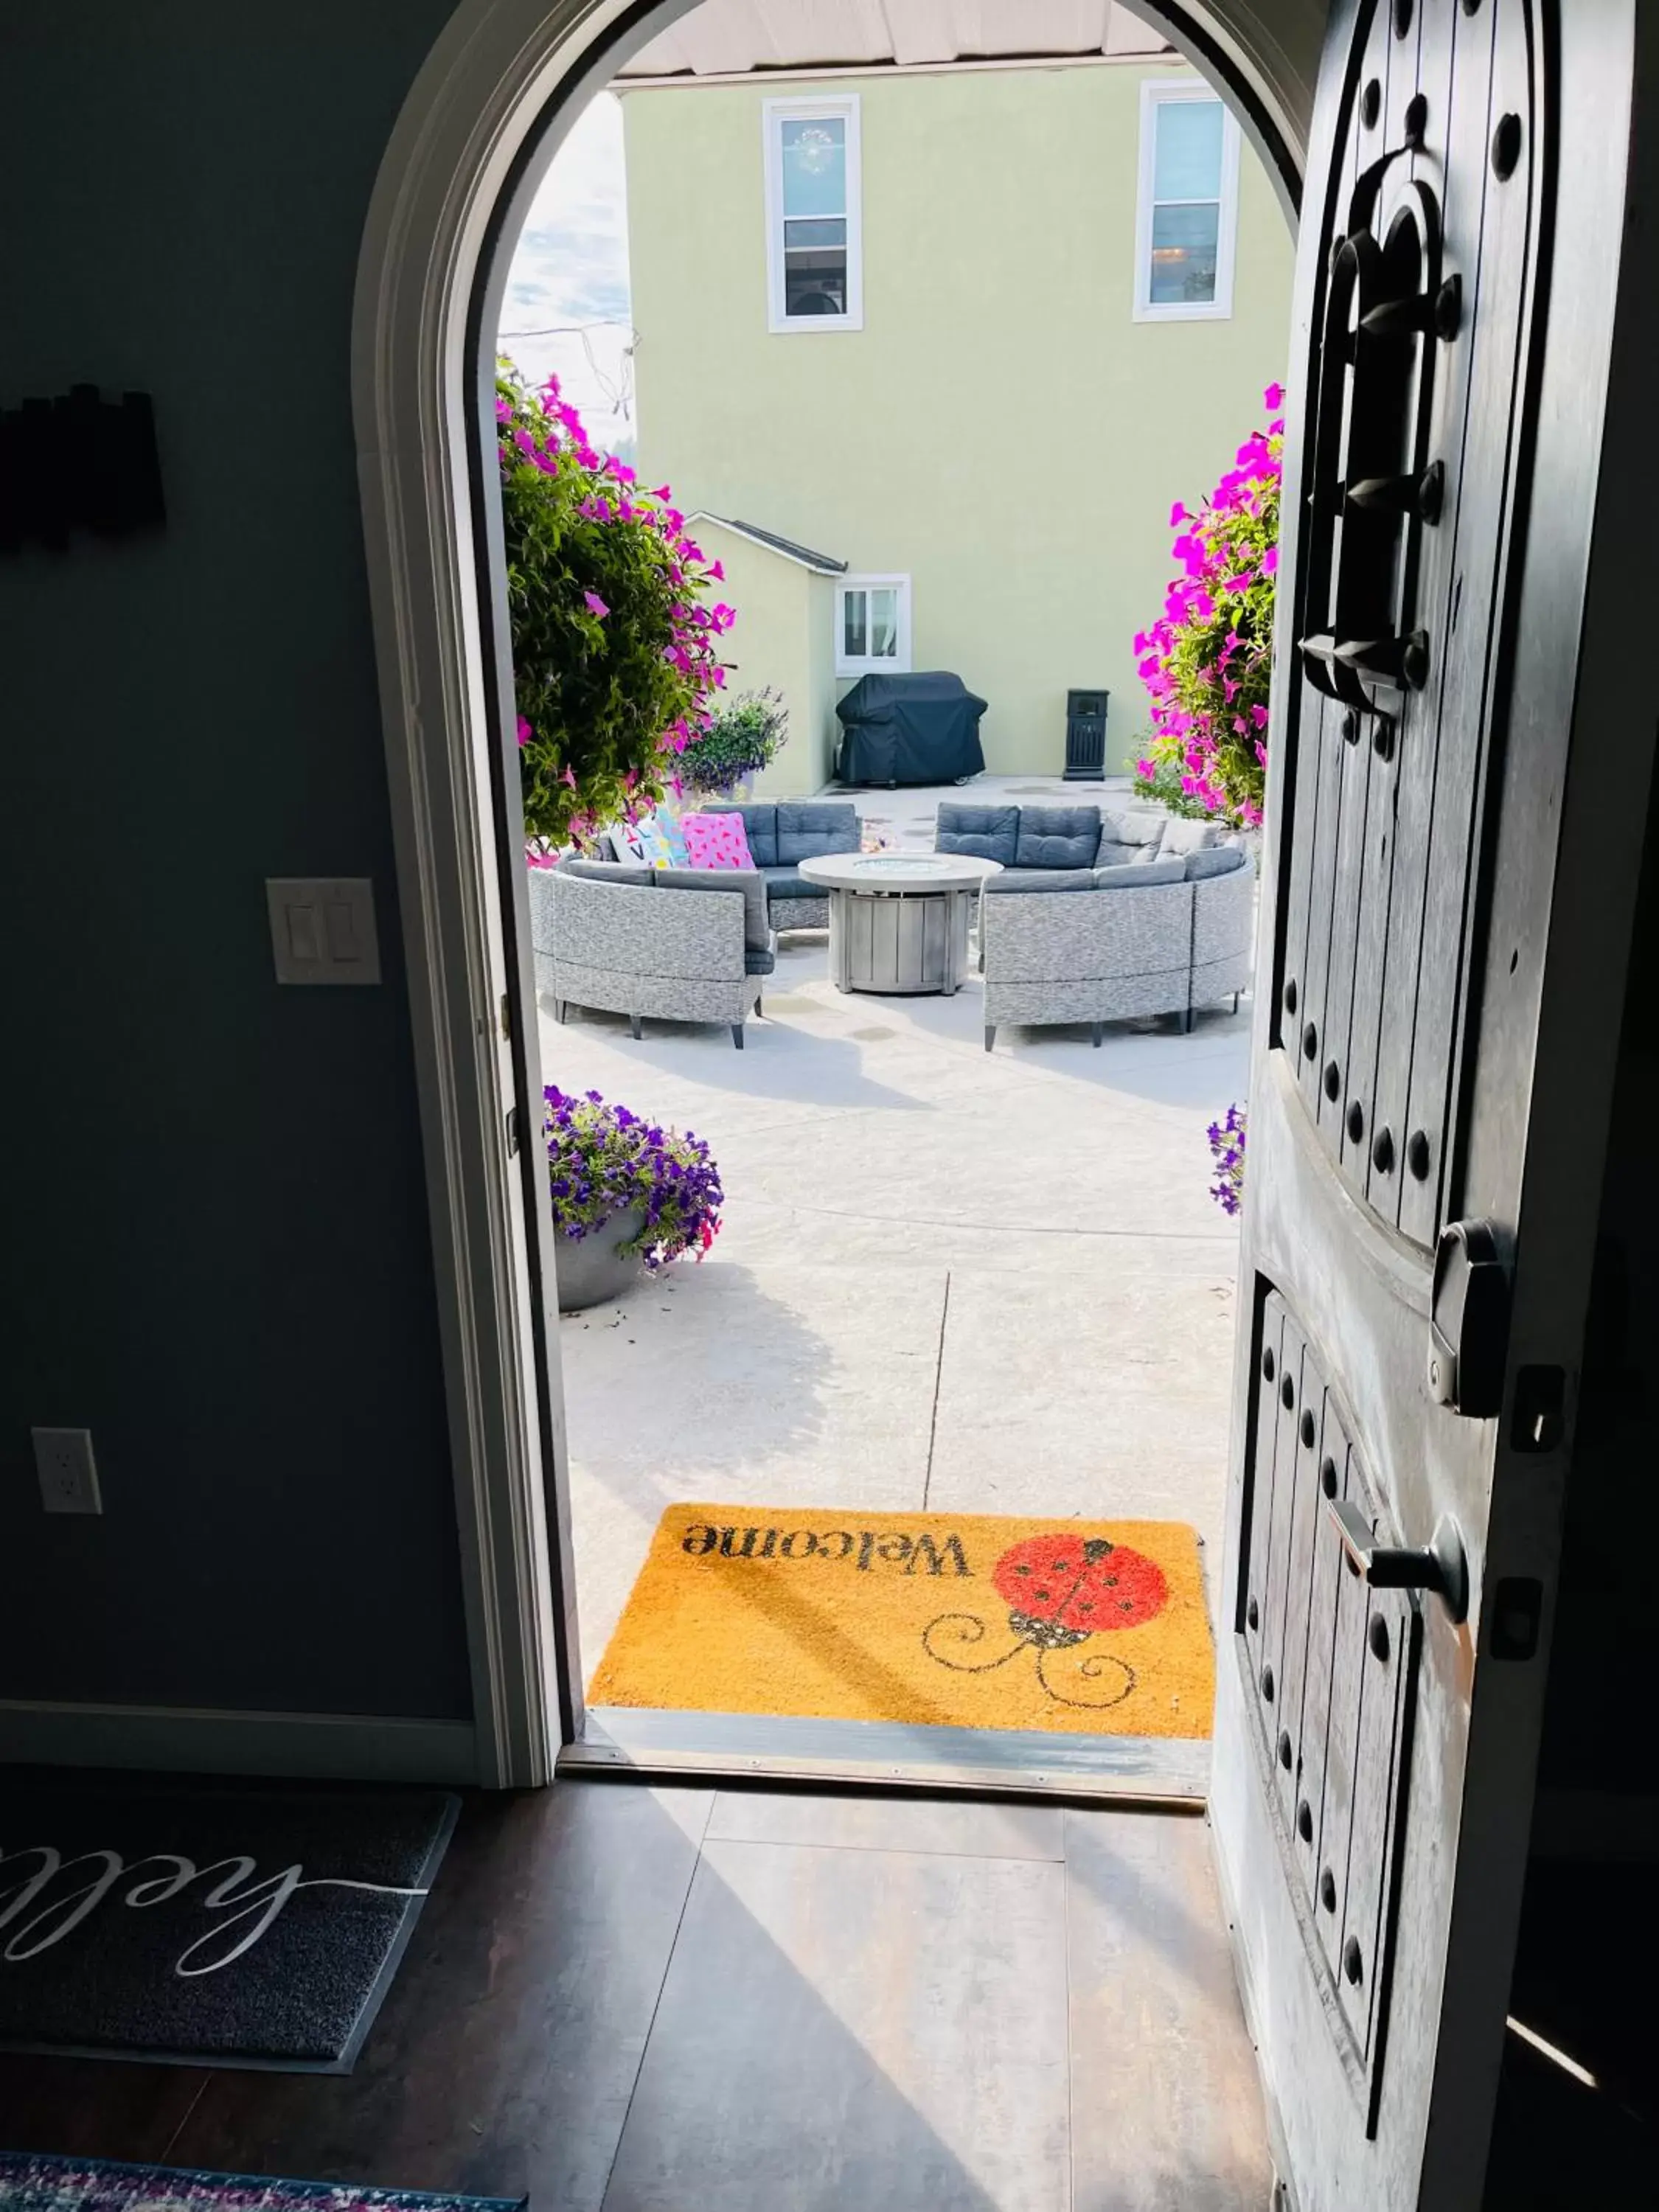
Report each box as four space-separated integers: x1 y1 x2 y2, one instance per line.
619 0 1171 81
693 513 848 574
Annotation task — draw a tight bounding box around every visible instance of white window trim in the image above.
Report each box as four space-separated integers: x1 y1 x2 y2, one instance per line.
763 94 863 334
1133 78 1241 323
835 574 911 677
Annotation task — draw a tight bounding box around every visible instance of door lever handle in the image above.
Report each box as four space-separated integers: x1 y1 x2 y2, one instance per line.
1328 1499 1468 1623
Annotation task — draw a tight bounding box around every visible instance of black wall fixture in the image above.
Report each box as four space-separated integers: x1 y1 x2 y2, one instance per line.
0 386 164 553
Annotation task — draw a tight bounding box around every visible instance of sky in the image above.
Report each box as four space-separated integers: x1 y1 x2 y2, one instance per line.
497 93 636 454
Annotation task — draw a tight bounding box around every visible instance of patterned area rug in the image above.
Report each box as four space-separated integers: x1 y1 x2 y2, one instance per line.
589 1506 1213 1737
0 2155 523 2212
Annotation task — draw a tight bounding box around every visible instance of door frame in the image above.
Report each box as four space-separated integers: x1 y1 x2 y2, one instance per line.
351 0 1320 1789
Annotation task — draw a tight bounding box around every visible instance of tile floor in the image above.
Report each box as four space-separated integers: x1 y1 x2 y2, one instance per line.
0 1783 1275 2212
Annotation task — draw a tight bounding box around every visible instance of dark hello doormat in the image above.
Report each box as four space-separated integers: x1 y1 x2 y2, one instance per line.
0 1778 458 2071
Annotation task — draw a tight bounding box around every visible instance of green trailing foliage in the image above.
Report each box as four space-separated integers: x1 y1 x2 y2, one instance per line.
495 360 734 852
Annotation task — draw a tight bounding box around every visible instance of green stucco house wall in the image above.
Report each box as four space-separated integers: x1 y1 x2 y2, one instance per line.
622 58 1294 785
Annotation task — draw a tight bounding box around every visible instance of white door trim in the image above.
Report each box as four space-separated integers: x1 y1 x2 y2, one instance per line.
349 0 1313 1789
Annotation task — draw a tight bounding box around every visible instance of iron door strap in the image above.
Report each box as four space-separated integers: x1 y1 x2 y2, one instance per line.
1428 1218 1509 1416
1298 135 1445 713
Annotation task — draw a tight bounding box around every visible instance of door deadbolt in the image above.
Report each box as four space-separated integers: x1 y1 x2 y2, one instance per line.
1428 1217 1509 1416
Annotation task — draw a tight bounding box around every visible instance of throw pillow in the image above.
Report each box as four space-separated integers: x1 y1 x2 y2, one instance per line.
1155 816 1224 859
636 811 692 869
609 818 650 864
682 812 757 871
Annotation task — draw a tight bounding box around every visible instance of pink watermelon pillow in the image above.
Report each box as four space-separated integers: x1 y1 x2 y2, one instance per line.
681 812 756 871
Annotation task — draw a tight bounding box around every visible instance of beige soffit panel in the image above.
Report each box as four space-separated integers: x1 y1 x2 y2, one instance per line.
619 0 1172 77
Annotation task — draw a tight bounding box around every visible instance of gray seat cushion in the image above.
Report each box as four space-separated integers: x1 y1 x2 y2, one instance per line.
759 866 817 902
936 804 1019 864
1185 845 1248 880
775 801 860 863
982 868 1096 894
1093 858 1189 888
704 802 778 867
1094 810 1168 869
1015 805 1102 870
745 947 777 975
1156 815 1225 859
653 864 771 954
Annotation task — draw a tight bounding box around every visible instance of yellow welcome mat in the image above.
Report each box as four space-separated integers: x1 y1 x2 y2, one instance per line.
589 1506 1213 1739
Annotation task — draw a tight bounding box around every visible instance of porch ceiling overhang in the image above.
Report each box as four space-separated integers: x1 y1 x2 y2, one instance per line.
618 0 1173 81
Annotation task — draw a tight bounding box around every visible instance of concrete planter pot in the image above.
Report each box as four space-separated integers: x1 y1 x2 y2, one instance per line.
553 1207 647 1312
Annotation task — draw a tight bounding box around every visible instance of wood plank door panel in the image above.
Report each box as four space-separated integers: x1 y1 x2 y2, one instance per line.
1212 4 1653 2207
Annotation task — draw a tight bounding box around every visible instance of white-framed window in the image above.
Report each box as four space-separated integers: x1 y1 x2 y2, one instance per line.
762 95 863 333
835 575 911 677
1133 80 1241 321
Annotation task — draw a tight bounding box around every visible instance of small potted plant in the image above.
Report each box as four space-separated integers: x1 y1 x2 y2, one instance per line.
1207 1103 1246 1217
544 1085 723 1311
679 687 788 798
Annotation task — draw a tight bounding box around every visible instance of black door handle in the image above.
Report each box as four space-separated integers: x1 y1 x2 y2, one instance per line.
1329 1499 1468 1624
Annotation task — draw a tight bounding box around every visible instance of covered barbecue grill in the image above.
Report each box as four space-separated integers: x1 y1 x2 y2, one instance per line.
834 671 987 787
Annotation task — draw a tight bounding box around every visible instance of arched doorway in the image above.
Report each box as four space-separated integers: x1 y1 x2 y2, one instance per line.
352 0 1312 1788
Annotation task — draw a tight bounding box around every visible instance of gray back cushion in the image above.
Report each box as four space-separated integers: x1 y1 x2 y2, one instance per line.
1093 858 1189 888
1095 809 1169 868
775 801 860 863
983 868 1096 894
1156 815 1225 858
1015 805 1102 871
936 804 1019 864
705 802 778 867
655 865 771 953
560 857 655 886
1185 845 1248 881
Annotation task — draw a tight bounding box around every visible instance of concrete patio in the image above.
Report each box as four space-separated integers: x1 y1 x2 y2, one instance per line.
537 777 1252 1687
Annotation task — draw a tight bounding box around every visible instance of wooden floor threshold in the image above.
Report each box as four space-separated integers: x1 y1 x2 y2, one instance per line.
560 1705 1208 1809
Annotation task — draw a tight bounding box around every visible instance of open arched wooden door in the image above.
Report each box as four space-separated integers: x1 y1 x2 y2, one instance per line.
1210 0 1654 2204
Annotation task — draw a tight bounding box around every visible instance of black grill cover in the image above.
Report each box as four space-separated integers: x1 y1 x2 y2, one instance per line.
835 671 987 786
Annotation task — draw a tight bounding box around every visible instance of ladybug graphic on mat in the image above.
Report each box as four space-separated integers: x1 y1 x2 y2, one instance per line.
923 1534 1169 1708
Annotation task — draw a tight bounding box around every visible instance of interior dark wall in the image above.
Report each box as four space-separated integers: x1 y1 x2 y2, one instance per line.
0 0 473 1719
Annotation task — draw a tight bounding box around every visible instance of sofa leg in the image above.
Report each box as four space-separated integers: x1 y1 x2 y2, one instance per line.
1232 991 1240 1014
1091 1021 1104 1048
630 1012 643 1041
754 992 763 1018
1183 1009 1194 1035
554 999 566 1024
731 1023 745 1050
984 1025 996 1053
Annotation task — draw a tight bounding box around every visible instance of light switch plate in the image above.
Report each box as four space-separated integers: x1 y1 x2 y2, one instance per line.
33 1427 102 1514
266 877 380 985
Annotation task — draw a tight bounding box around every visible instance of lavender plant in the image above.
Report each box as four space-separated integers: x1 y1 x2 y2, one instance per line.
544 1086 723 1268
1207 1103 1247 1218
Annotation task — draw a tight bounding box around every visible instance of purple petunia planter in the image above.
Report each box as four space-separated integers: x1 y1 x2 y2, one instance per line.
553 1208 647 1312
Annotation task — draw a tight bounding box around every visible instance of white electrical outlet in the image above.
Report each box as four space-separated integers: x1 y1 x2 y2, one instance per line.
32 1427 102 1515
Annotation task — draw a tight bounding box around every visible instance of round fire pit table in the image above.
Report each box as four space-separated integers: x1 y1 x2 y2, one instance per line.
797 851 1002 996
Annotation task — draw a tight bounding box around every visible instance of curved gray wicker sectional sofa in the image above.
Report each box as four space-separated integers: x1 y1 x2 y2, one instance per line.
941 802 1255 1049
526 858 772 1048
